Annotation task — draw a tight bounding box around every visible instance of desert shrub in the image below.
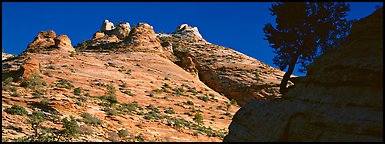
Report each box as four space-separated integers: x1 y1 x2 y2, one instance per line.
230 98 237 105
32 91 42 98
55 79 74 90
193 112 203 125
118 129 130 138
20 73 47 89
84 93 91 97
164 108 175 114
74 87 82 96
28 111 46 137
106 84 116 96
144 111 163 120
120 83 127 88
185 100 194 105
107 131 120 142
62 116 80 135
162 83 171 88
81 112 102 126
197 95 209 102
45 65 56 70
79 125 93 135
104 108 119 116
5 105 28 116
11 92 21 97
106 95 118 106
4 77 13 84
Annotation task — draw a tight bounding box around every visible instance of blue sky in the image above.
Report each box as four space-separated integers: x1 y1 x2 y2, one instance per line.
2 2 383 76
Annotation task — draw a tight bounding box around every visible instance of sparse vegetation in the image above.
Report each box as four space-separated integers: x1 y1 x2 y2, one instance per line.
5 105 28 116
20 73 47 89
46 65 56 70
62 116 80 135
185 100 194 105
4 77 13 84
74 87 82 96
193 112 204 125
81 112 102 126
164 108 175 114
55 79 74 90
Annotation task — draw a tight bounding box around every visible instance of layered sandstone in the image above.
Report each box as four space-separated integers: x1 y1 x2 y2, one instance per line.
224 8 383 142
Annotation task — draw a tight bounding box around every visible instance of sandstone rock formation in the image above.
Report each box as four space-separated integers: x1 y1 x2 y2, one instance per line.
158 25 290 106
26 30 56 51
24 30 75 53
172 24 205 43
224 8 383 142
84 20 131 48
124 23 164 53
2 52 15 61
100 19 115 31
54 35 75 52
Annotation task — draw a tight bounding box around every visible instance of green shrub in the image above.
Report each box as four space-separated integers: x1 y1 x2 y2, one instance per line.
104 108 118 116
193 112 203 125
20 73 47 89
4 77 13 84
118 129 130 138
81 112 102 126
106 95 118 106
164 108 175 114
11 92 21 97
198 95 209 102
5 105 28 115
74 87 82 96
185 100 194 105
85 93 91 97
62 116 79 135
55 79 74 90
46 65 56 69
32 91 42 98
230 98 237 105
106 84 116 96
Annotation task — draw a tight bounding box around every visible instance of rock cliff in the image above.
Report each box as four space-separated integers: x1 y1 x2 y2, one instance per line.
224 8 383 142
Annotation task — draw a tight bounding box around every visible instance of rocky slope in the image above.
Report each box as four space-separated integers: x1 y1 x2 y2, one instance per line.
224 8 383 142
2 20 289 142
2 52 15 61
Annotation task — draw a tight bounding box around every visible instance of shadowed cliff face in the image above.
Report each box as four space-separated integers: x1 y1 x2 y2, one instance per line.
224 8 383 142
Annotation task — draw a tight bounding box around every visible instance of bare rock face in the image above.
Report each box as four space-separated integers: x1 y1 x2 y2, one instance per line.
2 52 15 61
26 30 56 51
224 8 383 142
100 19 115 31
54 34 75 52
21 57 40 80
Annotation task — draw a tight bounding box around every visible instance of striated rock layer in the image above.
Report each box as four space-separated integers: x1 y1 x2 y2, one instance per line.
224 8 383 142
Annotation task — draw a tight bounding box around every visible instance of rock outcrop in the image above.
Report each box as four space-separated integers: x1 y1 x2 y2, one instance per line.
83 20 131 48
224 8 383 142
26 30 56 51
124 23 164 53
172 24 205 43
54 35 75 52
158 25 290 106
2 52 15 61
100 19 115 31
24 30 75 53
